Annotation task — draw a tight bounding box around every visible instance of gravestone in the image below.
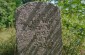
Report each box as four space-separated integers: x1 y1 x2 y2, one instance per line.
15 2 62 55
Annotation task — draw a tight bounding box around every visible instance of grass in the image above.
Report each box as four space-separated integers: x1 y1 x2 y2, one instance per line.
0 28 16 55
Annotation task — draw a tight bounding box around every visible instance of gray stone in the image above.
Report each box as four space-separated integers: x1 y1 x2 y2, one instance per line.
15 2 62 55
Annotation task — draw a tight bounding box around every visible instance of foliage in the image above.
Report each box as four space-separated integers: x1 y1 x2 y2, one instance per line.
0 0 16 29
58 0 85 55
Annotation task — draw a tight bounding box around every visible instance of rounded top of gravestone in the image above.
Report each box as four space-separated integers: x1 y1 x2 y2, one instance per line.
16 2 59 12
15 1 61 31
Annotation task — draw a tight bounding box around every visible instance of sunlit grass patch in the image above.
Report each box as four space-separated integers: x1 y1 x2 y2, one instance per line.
0 28 16 55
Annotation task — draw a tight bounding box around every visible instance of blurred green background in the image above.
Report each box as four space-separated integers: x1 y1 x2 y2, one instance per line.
0 0 85 55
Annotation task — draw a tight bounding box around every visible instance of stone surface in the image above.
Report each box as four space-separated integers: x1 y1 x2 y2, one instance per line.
15 2 62 55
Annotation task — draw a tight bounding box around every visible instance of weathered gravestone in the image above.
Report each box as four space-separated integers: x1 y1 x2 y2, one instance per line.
15 2 62 55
